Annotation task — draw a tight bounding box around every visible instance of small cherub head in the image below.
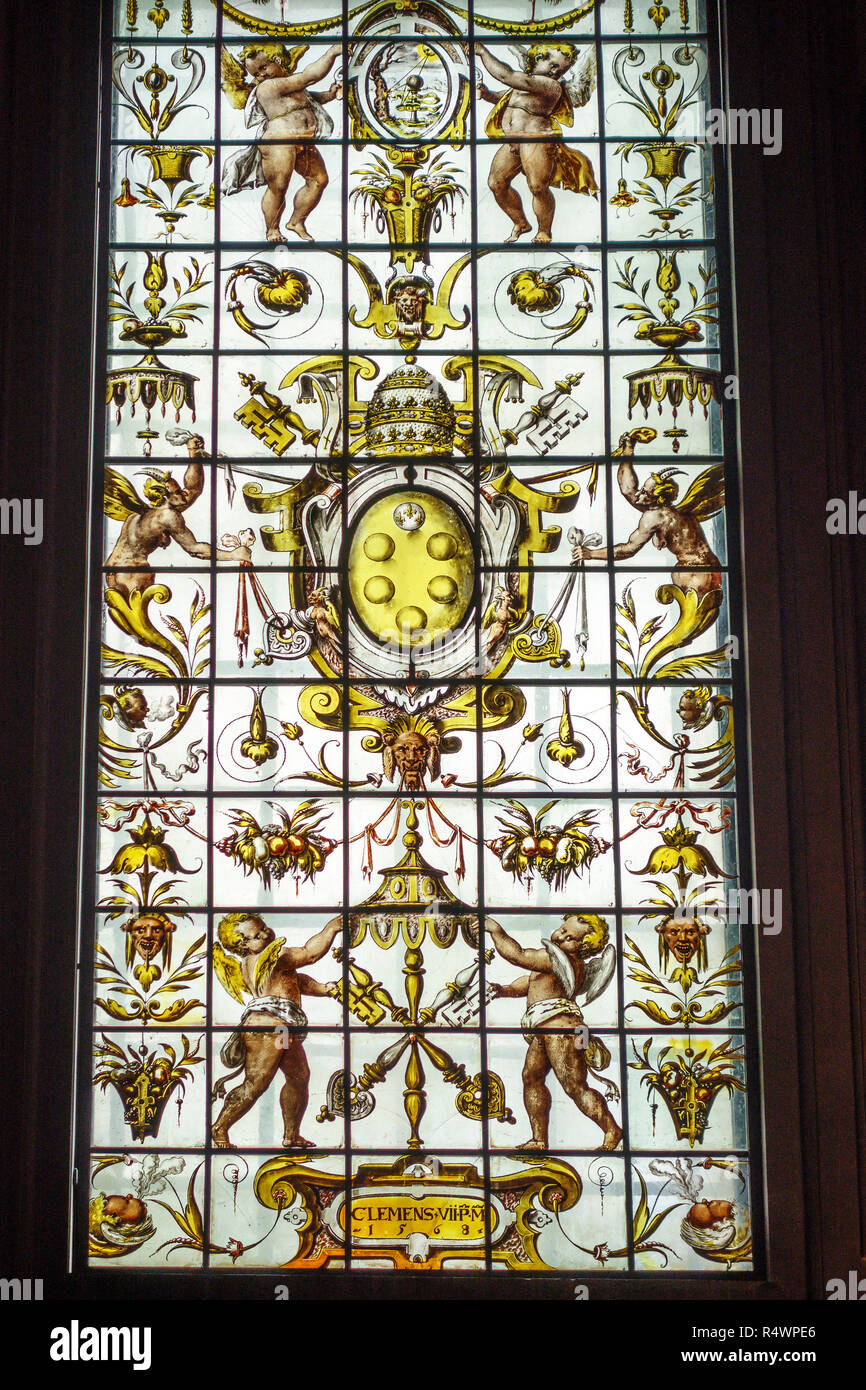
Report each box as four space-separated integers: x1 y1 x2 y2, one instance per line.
218 911 274 958
686 1198 736 1231
106 1193 147 1226
242 42 304 83
550 912 608 959
678 686 712 730
89 1192 152 1253
89 1191 149 1234
113 684 149 730
524 42 577 77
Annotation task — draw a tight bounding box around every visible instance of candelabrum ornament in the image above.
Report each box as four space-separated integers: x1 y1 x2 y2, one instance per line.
109 252 210 348
115 143 214 239
112 43 207 142
112 40 213 236
616 252 720 431
106 355 199 456
106 252 209 454
611 42 708 239
318 800 514 1148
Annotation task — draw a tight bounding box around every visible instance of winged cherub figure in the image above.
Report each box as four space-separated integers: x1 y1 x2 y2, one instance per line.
571 430 725 597
485 912 622 1150
476 42 597 243
221 42 342 242
211 912 342 1149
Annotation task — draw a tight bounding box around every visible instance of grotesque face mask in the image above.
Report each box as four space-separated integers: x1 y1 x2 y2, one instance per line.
659 914 706 964
126 915 168 962
393 286 428 330
382 728 439 790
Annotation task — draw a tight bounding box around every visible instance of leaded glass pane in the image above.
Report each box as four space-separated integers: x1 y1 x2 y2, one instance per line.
80 0 758 1279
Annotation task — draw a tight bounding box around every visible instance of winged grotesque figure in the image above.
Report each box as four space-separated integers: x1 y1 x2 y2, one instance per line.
104 434 251 598
571 430 725 597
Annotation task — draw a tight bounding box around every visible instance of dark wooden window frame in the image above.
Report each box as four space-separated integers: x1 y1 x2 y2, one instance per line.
1 0 863 1300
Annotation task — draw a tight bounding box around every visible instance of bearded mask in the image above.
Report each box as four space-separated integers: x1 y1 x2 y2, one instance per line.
382 729 440 790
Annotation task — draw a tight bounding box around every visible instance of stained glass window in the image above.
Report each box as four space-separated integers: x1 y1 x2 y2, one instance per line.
79 0 759 1279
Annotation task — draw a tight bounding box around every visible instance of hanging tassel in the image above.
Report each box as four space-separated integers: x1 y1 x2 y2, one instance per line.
363 825 374 879
223 461 237 506
234 568 250 668
454 826 465 881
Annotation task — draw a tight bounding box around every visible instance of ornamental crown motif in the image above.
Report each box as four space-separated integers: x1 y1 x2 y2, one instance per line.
366 365 456 456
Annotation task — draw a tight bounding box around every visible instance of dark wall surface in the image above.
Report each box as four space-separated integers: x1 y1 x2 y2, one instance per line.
0 0 864 1299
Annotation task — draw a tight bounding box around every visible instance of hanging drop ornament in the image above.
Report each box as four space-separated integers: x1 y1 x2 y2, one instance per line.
589 1160 614 1218
222 1157 249 1213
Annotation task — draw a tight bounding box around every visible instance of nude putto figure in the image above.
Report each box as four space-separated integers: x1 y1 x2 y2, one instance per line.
477 42 597 244
221 43 342 242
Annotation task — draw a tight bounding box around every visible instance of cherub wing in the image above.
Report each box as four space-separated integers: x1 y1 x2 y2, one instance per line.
678 463 725 522
506 43 530 70
565 49 597 108
104 466 147 522
285 44 310 75
480 599 499 630
580 941 617 1005
542 938 576 998
253 936 286 995
212 942 247 1003
220 46 252 108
